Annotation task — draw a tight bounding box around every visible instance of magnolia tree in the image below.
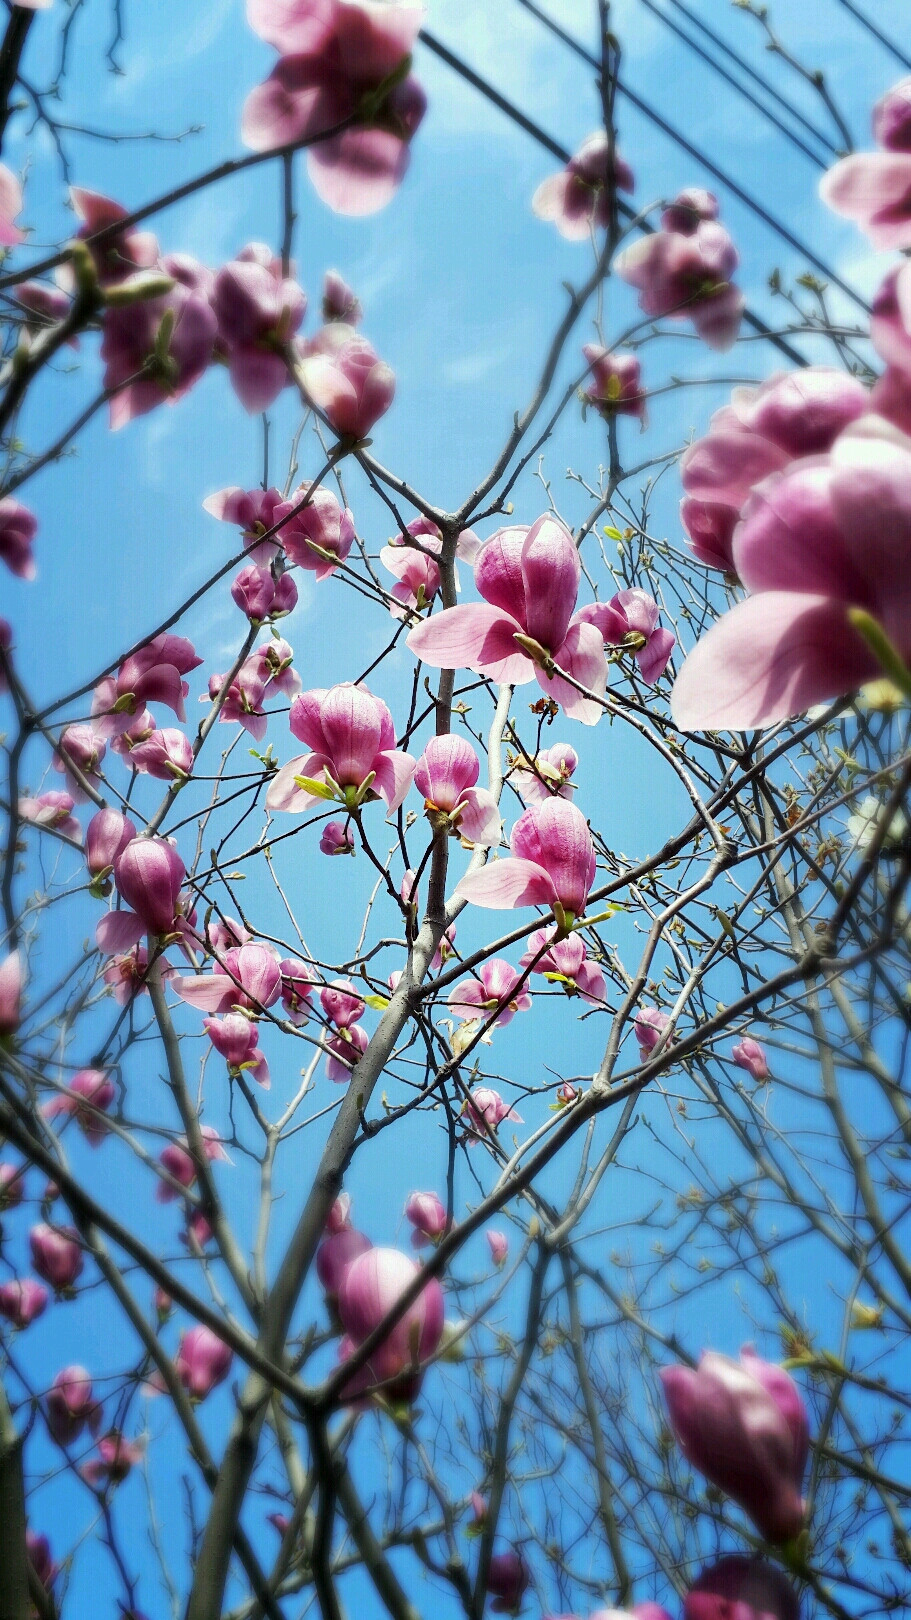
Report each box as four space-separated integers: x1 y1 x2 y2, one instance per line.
0 2 909 1619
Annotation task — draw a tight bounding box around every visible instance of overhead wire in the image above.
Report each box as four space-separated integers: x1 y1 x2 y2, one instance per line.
513 0 871 315
831 0 911 74
418 29 809 368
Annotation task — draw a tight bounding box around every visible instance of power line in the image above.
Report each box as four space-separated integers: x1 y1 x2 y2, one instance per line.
512 0 871 316
635 0 830 170
832 0 911 73
418 29 809 368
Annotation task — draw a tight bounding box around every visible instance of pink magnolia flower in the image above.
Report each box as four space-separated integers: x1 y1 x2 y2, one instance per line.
18 791 82 842
486 1230 508 1267
81 1429 145 1487
101 944 154 1004
317 1225 372 1300
208 660 269 741
46 1365 103 1446
101 254 218 429
273 484 355 579
510 742 578 806
0 1277 48 1327
414 733 501 847
203 484 286 563
207 915 251 954
0 949 22 1035
404 1190 449 1246
251 634 301 699
243 1 427 216
114 838 186 936
634 1006 671 1058
25 1531 58 1593
519 927 606 1005
582 346 645 421
532 130 634 239
487 1549 530 1615
732 1036 769 1081
17 281 75 349
0 162 24 246
93 632 201 734
578 588 675 684
109 707 157 762
319 818 355 855
321 978 366 1028
69 187 159 286
820 77 911 248
661 187 719 234
212 243 306 411
406 517 608 724
86 809 136 881
174 942 282 1014
336 1245 445 1403
661 1347 809 1543
326 1191 352 1234
30 1223 84 1291
52 723 106 799
671 416 911 730
462 1086 523 1143
297 327 395 438
176 1325 233 1400
129 727 195 781
455 799 596 927
615 220 744 351
448 959 531 1029
278 956 316 1022
323 268 362 323
0 1162 26 1208
156 1127 229 1203
183 1211 215 1252
379 518 480 620
231 563 298 622
204 1013 271 1087
325 1021 368 1082
684 1558 799 1620
0 498 38 579
267 682 416 815
44 1069 116 1146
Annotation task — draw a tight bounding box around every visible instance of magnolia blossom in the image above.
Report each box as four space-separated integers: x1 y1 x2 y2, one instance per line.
101 944 155 1004
69 187 158 286
519 928 606 1005
156 1127 229 1203
129 727 195 781
52 723 106 800
174 942 282 1014
18 791 81 842
101 254 217 428
326 1192 352 1234
204 1013 271 1087
634 1006 671 1058
616 220 743 351
81 1430 145 1488
820 76 911 248
267 682 416 815
407 517 608 724
0 498 38 579
207 661 269 741
176 1326 233 1400
43 1069 116 1146
46 1366 102 1446
30 1223 84 1291
0 950 22 1036
582 346 645 421
413 733 501 846
319 819 355 855
203 484 286 562
297 326 395 437
578 588 675 684
0 1277 48 1328
671 416 911 730
323 268 362 323
231 563 298 622
207 915 251 954
462 1086 523 1142
404 1190 449 1246
273 484 355 579
26 1531 58 1596
532 130 634 239
336 1246 445 1403
662 1347 809 1543
732 1036 769 1081
92 633 201 733
662 187 719 234
684 1558 799 1620
86 809 136 881
325 1021 368 1082
317 1226 372 1300
487 1549 530 1615
455 799 596 927
243 0 427 215
279 957 316 1023
487 1230 509 1267
448 960 531 1030
211 244 306 411
114 838 186 936
510 742 578 806
380 518 480 619
0 1163 26 1208
0 162 24 246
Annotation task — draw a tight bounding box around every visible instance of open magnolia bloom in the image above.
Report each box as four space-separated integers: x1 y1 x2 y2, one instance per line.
671 415 911 729
820 75 911 249
266 682 416 815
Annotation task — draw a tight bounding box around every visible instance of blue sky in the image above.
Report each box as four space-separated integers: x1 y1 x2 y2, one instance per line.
2 1 910 1616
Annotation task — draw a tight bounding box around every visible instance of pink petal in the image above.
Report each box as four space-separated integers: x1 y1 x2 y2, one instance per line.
820 153 911 249
228 350 290 413
539 619 607 724
521 515 580 651
171 974 235 1013
406 605 534 684
265 754 326 813
457 787 502 848
307 129 411 217
371 749 417 813
455 858 557 911
637 626 676 683
95 912 144 954
671 592 877 730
